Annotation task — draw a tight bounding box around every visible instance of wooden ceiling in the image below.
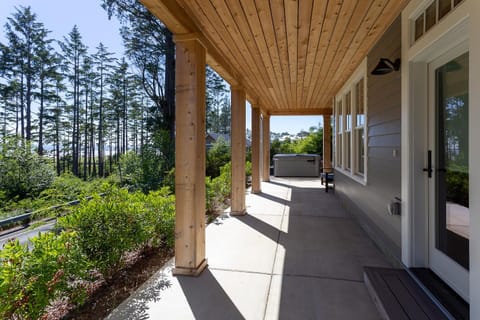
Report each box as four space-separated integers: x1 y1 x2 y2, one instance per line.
141 0 409 115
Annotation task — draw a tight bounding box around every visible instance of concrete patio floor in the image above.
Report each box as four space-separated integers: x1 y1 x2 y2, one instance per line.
107 177 391 320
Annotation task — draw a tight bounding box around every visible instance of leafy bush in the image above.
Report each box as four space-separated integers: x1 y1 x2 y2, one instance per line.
142 188 176 248
205 161 251 214
0 232 90 320
446 167 469 207
206 163 231 214
118 147 170 192
58 187 175 274
206 137 231 178
0 173 112 221
59 189 148 274
270 127 323 161
0 137 55 199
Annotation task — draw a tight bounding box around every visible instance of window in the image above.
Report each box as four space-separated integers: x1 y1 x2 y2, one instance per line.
355 79 365 175
334 59 367 184
345 92 352 170
335 100 343 168
412 0 465 44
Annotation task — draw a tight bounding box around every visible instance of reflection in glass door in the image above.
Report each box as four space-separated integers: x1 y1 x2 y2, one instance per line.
428 49 469 301
435 52 469 269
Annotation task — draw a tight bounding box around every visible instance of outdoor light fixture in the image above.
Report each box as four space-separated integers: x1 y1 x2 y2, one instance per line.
371 58 401 75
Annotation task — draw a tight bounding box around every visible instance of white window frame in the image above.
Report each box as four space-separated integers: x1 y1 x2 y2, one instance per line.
334 58 367 185
354 78 366 177
335 99 343 168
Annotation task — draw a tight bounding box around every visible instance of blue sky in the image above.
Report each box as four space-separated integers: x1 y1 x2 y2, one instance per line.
0 0 324 134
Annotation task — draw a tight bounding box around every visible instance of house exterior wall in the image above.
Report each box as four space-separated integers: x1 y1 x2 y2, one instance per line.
335 17 402 265
401 0 479 313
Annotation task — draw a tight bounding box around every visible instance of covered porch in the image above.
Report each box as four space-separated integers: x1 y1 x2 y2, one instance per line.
107 178 390 319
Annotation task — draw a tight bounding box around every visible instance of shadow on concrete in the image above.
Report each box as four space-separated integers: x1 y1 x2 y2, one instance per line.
254 191 289 205
234 213 285 244
238 179 389 319
106 276 171 320
178 269 244 320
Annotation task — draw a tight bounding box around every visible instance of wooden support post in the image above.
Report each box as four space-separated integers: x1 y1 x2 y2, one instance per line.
173 34 207 276
262 114 271 182
323 115 332 170
251 106 261 193
231 87 246 215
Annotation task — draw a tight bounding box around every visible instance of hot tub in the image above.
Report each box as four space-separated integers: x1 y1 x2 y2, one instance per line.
273 154 320 177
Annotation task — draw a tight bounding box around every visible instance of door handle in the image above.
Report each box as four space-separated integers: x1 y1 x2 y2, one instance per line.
423 150 432 178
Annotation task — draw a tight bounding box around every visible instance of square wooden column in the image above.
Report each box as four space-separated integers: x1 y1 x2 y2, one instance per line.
323 115 332 170
262 114 271 182
231 87 246 215
173 34 207 276
251 106 261 193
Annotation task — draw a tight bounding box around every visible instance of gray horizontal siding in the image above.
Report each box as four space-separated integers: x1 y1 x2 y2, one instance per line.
335 16 402 264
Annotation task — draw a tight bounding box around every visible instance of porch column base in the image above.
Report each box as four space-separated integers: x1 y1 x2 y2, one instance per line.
172 258 208 277
230 209 247 216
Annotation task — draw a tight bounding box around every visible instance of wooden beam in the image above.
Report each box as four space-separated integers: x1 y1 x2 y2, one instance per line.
268 108 332 116
173 35 207 276
262 114 271 182
231 87 246 215
251 106 261 193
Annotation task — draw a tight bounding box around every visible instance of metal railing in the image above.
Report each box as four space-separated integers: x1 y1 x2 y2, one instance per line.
0 194 105 229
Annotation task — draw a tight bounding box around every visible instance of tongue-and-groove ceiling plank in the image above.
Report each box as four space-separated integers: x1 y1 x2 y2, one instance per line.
141 0 409 115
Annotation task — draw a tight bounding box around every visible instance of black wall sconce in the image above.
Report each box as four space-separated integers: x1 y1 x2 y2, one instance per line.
371 58 401 75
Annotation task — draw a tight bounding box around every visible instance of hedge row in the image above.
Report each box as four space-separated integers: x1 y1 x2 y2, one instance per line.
0 187 175 319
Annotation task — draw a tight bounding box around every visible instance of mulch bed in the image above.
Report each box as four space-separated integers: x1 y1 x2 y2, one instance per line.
62 247 173 320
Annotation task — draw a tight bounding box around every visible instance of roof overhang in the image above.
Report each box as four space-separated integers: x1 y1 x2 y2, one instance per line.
141 0 409 115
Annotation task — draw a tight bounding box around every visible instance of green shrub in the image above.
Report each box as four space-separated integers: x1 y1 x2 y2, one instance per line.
0 232 89 319
142 188 176 248
59 188 148 274
206 137 231 178
117 133 173 192
0 137 55 199
58 187 176 274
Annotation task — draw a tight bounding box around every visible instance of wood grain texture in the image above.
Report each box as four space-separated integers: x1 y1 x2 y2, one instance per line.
231 87 246 214
174 37 206 272
262 114 270 181
143 0 408 114
251 106 261 193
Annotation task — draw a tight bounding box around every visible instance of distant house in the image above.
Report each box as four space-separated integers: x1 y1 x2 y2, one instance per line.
206 133 230 150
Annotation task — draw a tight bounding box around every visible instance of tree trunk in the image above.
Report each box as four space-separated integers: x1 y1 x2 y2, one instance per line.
38 78 45 155
164 29 175 167
98 71 104 177
84 87 88 180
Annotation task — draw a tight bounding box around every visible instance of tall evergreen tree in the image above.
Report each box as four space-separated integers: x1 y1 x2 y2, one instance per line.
92 42 116 177
59 25 88 176
102 0 176 169
2 6 51 140
36 39 60 155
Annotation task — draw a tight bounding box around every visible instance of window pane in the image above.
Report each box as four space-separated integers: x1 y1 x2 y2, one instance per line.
345 92 351 131
415 14 424 41
425 1 437 32
346 132 351 170
356 79 365 126
357 128 365 175
438 0 451 20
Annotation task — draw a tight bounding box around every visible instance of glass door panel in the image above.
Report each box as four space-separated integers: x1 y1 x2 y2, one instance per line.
435 52 469 269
